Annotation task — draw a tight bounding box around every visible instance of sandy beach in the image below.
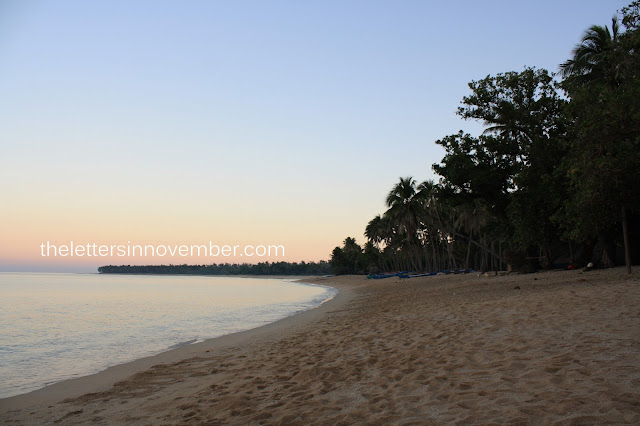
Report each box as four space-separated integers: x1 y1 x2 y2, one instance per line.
1 268 639 424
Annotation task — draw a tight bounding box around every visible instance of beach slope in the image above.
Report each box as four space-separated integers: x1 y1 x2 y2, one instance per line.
1 268 639 424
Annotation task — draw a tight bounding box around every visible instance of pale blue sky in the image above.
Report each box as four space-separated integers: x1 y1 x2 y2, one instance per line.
0 0 630 271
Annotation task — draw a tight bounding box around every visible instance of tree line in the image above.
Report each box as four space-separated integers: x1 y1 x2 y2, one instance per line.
331 2 640 275
98 261 331 276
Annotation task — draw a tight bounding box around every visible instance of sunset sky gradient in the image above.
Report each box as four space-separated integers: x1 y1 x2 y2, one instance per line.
0 0 628 272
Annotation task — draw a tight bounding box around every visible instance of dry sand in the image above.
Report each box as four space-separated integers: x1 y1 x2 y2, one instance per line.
1 268 639 424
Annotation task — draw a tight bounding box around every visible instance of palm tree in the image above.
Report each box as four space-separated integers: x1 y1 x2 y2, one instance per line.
386 178 419 213
342 237 363 273
365 214 397 271
415 180 445 271
385 177 424 271
365 214 387 249
559 16 621 82
454 199 489 270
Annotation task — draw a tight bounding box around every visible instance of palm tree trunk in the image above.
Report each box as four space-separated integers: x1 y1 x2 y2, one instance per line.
429 230 439 271
411 253 420 272
432 240 439 271
491 240 495 271
622 205 632 274
423 216 503 261
423 240 431 273
446 237 456 270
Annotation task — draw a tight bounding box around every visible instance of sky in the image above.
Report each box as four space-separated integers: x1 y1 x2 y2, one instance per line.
0 0 631 272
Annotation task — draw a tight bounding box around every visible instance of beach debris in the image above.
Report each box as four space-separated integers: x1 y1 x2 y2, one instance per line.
514 286 521 290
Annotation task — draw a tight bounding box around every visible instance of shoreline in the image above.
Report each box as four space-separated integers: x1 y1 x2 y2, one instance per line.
2 269 639 424
0 277 350 413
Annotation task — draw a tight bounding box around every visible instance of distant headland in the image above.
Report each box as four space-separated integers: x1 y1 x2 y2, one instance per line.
97 262 331 276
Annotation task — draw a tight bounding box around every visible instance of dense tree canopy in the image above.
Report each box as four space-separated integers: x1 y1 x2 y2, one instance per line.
558 3 640 271
331 2 639 275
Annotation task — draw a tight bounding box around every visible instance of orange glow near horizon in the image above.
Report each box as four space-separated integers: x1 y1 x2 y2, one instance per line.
1 160 384 271
0 193 378 271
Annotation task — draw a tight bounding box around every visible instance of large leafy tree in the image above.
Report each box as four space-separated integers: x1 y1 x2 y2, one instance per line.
622 1 640 29
435 68 567 256
457 68 566 168
433 131 513 217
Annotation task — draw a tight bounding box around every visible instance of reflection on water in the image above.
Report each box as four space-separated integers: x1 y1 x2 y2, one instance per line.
0 273 336 398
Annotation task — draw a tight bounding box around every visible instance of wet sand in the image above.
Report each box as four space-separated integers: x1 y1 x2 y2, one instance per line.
1 268 639 424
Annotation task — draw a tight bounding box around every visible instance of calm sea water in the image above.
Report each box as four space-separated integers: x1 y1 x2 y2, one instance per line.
0 272 336 399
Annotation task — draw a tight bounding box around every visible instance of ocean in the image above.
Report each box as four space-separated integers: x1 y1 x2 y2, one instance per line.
0 272 336 399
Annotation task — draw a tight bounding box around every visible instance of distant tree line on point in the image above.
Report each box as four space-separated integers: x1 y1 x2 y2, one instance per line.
98 261 331 276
